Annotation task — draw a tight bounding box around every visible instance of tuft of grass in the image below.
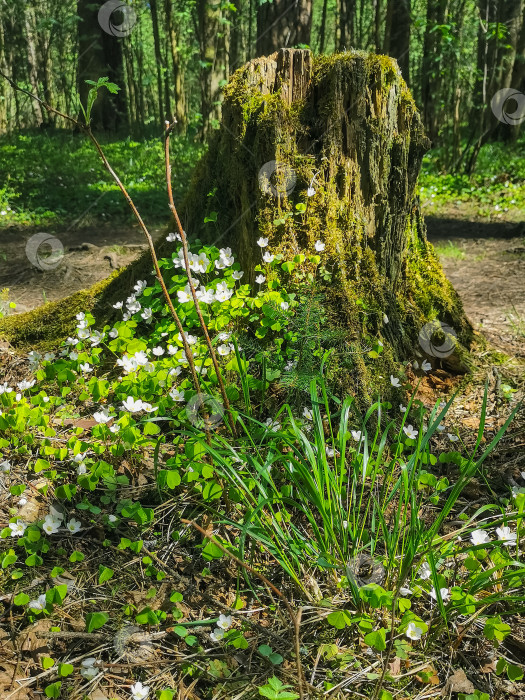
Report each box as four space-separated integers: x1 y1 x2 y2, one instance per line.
433 240 466 260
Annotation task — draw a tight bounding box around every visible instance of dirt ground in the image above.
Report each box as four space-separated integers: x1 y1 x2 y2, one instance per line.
426 215 525 360
0 226 164 315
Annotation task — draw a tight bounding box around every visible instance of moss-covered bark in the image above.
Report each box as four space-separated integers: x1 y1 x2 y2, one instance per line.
1 49 471 399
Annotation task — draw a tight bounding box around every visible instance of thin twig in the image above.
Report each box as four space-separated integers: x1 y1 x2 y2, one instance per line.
165 120 237 437
181 518 305 700
0 70 205 411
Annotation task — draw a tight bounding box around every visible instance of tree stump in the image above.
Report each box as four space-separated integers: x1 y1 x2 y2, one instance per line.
1 49 471 399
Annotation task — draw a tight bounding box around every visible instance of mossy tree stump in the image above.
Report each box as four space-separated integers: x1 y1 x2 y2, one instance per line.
1 49 471 398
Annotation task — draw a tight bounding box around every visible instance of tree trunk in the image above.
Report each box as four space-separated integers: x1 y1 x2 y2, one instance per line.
165 0 186 132
77 0 127 131
196 0 230 137
384 0 411 83
256 0 313 56
1 50 471 395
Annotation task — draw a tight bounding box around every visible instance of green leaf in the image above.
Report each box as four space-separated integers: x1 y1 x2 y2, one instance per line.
44 681 61 698
258 676 299 699
259 644 272 657
69 551 85 563
42 657 54 670
364 628 387 651
85 611 109 633
58 663 74 677
14 592 30 606
98 565 114 585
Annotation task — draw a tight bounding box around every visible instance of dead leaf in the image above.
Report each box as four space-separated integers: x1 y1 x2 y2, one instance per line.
416 666 439 685
442 668 474 695
389 657 401 676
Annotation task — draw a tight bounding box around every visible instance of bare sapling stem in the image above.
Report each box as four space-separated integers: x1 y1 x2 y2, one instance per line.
0 71 211 444
164 121 237 437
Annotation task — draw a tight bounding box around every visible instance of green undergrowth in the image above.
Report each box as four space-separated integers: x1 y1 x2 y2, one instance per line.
0 130 204 228
0 231 524 699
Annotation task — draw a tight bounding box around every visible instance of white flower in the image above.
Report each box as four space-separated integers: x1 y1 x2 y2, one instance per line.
80 657 98 680
169 388 185 402
0 382 13 394
122 397 144 413
17 380 35 391
307 186 316 197
406 622 423 640
418 562 431 580
210 627 225 642
196 287 215 304
18 498 28 506
314 240 325 252
141 307 153 321
79 363 92 374
390 376 400 387
117 355 137 374
177 287 192 304
279 301 290 311
257 237 269 247
255 274 266 284
383 313 389 324
66 518 82 534
94 408 112 424
108 514 117 522
495 526 517 546
141 402 157 413
430 587 450 602
470 529 490 546
169 367 182 377
130 681 150 700
9 520 27 537
69 351 78 360
113 301 123 309
134 280 147 295
109 424 120 434
89 331 105 346
152 346 164 357
42 515 61 535
73 452 87 464
214 282 233 302
448 433 459 442
421 360 432 373
325 446 335 457
29 594 47 611
166 231 181 242
1 459 11 472
264 418 281 432
436 422 445 432
351 430 362 442
303 407 313 421
177 332 198 346
109 327 119 339
403 424 418 440
77 463 87 475
399 587 412 597
217 343 232 356
217 614 232 630
232 270 244 280
399 404 407 413
76 312 85 321
263 252 274 263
